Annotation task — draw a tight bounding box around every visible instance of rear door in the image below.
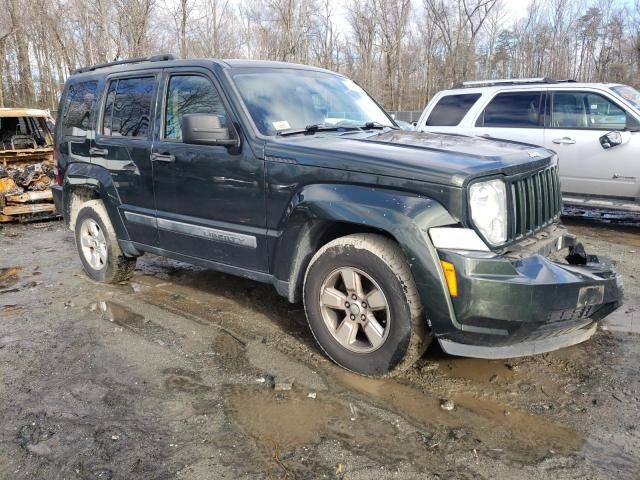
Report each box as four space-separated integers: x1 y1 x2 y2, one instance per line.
151 67 267 271
544 89 640 199
472 90 546 147
92 73 160 246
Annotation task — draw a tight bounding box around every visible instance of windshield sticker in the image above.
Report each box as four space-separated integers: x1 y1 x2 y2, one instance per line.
272 121 291 130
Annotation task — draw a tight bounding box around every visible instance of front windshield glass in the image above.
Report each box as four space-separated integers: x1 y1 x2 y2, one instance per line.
230 68 394 135
610 85 640 110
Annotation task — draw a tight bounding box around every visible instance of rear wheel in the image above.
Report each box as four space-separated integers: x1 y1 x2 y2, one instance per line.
303 234 430 376
74 200 136 283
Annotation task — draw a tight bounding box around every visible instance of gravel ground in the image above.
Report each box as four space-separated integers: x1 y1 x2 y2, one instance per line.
0 218 638 479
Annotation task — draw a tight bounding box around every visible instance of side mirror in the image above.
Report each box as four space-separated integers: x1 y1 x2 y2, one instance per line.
181 114 239 147
599 131 631 150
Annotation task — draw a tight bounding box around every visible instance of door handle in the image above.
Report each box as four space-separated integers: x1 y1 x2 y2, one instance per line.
150 153 175 163
89 147 109 156
552 137 576 145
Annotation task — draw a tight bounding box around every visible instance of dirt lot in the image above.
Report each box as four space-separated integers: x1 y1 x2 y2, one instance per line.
0 218 638 479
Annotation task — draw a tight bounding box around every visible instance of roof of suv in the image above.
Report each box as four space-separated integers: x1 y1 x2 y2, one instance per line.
441 81 624 96
70 55 335 79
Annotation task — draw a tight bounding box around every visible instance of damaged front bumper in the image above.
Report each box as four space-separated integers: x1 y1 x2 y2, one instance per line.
434 229 623 358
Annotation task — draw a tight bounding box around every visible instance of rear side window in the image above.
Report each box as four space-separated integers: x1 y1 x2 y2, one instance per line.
102 77 155 137
426 94 481 126
164 75 226 140
62 81 98 136
477 91 543 128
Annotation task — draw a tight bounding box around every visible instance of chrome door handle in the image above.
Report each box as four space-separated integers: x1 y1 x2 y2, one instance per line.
552 137 576 145
89 147 109 156
150 153 175 163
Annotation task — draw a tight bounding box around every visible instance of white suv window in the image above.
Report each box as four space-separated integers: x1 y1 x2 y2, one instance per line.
551 91 626 130
426 93 481 126
476 91 544 128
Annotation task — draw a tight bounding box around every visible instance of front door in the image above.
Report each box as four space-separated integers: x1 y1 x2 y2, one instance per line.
92 74 160 246
151 69 267 271
544 90 640 199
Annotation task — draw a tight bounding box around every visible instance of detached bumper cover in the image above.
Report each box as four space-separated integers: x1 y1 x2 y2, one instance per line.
435 235 623 358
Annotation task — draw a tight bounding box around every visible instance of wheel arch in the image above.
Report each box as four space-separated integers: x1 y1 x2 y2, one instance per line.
271 184 458 322
62 162 130 241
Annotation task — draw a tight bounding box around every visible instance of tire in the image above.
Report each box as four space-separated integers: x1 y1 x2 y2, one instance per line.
74 200 137 284
303 234 430 376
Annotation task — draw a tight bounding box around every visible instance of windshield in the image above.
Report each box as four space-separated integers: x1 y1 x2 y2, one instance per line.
610 85 640 110
230 68 394 135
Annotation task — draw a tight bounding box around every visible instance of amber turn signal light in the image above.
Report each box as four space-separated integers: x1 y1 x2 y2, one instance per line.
440 261 458 297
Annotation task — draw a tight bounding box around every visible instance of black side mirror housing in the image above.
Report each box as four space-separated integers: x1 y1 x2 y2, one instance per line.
599 131 622 149
181 114 239 147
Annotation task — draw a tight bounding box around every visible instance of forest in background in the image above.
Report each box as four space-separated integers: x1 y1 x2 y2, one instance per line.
1 0 639 112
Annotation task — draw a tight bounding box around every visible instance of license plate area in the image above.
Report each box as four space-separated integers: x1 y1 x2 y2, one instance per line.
577 285 605 308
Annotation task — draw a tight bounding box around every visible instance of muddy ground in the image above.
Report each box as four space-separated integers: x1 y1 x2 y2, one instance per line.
0 218 638 480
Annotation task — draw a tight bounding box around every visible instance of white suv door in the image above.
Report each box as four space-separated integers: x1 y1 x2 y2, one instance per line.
544 90 640 199
472 90 546 147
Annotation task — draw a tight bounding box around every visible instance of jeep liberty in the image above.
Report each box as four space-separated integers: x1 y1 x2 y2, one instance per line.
52 55 623 376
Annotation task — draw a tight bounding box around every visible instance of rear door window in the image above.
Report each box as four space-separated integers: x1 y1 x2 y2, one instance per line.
477 91 544 128
62 81 98 136
551 91 627 130
102 77 155 137
426 94 481 126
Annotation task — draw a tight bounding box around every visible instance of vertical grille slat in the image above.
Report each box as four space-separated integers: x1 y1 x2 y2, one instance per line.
506 165 561 242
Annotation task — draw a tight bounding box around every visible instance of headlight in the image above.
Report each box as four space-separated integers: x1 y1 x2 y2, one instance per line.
469 179 507 245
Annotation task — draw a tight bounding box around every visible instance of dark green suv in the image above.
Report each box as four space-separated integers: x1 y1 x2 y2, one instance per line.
52 55 623 376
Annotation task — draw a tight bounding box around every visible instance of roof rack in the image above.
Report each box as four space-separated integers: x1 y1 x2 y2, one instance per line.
73 54 178 75
453 77 577 88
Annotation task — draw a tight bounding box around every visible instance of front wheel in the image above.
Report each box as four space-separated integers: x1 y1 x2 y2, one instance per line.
303 234 430 376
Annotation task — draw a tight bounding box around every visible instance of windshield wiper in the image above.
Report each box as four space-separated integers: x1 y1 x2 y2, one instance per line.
360 121 399 130
277 123 360 136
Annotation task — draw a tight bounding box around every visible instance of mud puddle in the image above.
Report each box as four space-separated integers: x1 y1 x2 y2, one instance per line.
94 301 147 329
438 357 516 384
333 370 582 459
0 266 23 289
227 389 346 449
0 304 24 317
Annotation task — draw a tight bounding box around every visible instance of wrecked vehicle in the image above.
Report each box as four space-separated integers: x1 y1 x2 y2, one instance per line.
0 108 57 222
52 56 623 376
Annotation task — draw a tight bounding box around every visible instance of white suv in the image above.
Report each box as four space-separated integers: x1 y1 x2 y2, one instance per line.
416 79 640 213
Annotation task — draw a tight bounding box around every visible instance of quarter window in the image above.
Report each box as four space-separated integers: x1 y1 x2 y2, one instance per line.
102 77 155 137
551 91 627 130
164 75 226 140
477 91 543 128
62 81 98 136
426 94 481 126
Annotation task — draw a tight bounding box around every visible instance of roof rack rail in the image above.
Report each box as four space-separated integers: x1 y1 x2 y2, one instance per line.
73 54 178 75
452 77 577 88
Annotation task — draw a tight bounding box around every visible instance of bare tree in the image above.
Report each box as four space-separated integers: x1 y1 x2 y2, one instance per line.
1 0 639 111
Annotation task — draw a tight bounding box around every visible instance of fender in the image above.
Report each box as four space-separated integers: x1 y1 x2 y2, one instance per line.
271 183 461 334
62 162 130 242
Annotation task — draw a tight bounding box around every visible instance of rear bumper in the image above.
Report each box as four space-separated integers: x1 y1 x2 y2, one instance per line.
434 233 623 358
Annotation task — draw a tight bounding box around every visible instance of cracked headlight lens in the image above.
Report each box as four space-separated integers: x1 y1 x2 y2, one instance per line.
469 179 507 245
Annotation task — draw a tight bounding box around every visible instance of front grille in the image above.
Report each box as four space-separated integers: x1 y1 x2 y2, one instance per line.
508 165 562 241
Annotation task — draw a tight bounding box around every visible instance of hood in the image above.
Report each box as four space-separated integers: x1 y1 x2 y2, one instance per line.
265 130 554 187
